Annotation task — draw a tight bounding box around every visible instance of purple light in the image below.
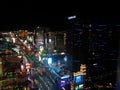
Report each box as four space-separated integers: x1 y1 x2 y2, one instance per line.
27 83 32 88
61 80 65 87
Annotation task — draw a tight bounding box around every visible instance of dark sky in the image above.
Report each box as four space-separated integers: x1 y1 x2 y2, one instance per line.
0 1 78 31
0 1 120 31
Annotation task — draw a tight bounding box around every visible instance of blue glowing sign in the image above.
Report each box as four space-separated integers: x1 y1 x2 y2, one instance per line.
75 75 83 84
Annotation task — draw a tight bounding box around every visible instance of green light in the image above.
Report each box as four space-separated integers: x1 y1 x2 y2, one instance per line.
75 86 78 90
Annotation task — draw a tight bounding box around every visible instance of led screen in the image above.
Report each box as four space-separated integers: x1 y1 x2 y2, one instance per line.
75 75 83 84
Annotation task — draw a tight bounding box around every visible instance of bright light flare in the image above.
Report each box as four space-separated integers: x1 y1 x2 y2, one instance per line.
68 15 76 20
48 57 52 64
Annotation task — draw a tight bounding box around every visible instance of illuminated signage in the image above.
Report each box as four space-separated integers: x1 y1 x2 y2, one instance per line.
48 57 52 64
75 75 83 84
61 75 70 79
61 80 66 87
68 15 76 20
74 71 83 76
73 71 86 76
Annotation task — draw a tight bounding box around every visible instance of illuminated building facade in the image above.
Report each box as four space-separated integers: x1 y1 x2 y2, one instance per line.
66 16 119 85
18 30 28 38
34 26 49 60
45 31 55 55
54 31 66 53
44 31 66 55
88 23 118 70
72 64 86 90
89 23 118 62
66 16 118 62
85 22 119 87
34 26 45 46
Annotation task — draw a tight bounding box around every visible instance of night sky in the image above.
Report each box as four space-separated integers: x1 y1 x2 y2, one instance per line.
0 1 120 31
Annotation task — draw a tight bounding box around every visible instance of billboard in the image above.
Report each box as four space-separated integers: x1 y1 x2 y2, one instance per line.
75 75 83 84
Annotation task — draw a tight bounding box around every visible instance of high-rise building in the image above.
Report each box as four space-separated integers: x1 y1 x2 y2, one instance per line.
66 15 119 80
89 23 118 65
44 30 67 55
66 16 88 72
54 31 66 53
